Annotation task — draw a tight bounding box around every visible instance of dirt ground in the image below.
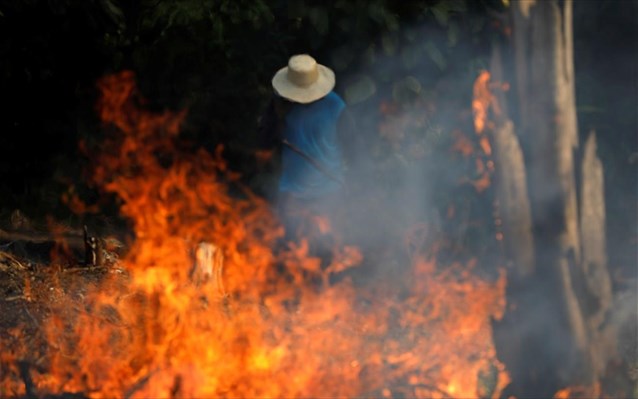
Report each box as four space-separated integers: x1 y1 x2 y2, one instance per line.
0 228 124 398
1 227 636 398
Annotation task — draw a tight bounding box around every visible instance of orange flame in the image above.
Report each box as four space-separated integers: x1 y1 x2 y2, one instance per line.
455 70 511 192
472 70 493 135
2 71 509 398
553 384 601 399
472 69 508 139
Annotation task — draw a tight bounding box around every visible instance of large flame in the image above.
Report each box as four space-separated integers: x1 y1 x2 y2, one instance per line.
2 71 509 398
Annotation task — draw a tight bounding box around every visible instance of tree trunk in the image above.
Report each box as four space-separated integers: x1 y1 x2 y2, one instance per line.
579 131 613 376
489 44 535 279
488 43 538 399
509 0 598 394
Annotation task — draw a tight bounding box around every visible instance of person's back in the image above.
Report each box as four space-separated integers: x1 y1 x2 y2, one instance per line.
279 91 345 200
263 54 350 248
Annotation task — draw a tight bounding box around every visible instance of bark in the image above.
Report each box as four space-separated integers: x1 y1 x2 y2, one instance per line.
489 44 535 279
488 43 538 398
510 0 595 392
511 0 535 140
526 0 581 265
579 131 613 375
526 0 589 360
491 119 535 276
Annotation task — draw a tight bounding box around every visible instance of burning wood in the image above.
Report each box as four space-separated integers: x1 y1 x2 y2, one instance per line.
191 241 225 297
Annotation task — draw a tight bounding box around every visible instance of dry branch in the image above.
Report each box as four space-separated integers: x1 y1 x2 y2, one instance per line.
84 225 104 267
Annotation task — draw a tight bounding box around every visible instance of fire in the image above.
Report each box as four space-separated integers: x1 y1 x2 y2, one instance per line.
472 69 507 137
472 70 493 135
2 71 509 398
455 70 510 193
553 384 601 399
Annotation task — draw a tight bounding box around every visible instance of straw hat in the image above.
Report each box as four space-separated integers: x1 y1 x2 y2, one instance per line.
272 54 335 104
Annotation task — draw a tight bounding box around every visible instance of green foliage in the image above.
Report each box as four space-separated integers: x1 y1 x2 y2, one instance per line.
139 0 274 34
428 0 468 26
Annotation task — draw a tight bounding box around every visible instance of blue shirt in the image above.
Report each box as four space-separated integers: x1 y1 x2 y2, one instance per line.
279 91 345 199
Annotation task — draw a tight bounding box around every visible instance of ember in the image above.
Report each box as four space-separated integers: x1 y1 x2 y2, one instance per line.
1 71 509 398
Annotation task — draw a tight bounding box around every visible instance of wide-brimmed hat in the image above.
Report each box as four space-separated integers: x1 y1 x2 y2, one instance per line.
272 54 335 104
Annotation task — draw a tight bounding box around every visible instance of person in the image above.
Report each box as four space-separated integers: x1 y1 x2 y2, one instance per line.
258 54 357 254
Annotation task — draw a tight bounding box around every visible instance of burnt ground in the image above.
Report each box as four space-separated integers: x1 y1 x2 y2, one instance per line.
0 225 125 399
1 224 636 398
